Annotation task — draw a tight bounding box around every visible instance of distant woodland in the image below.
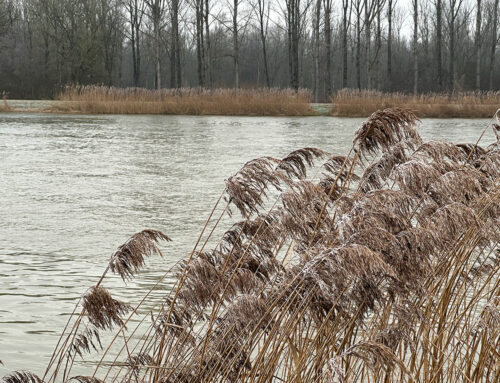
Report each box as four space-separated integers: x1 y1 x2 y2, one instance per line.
0 0 499 100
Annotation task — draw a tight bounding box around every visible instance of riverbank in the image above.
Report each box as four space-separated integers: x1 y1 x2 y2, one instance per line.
330 89 500 118
1 88 499 118
55 86 313 116
2 98 327 116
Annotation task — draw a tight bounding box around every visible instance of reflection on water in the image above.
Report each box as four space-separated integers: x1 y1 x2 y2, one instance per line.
0 113 495 376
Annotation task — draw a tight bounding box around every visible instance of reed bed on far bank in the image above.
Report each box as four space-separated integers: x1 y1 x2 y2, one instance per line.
0 93 11 112
55 85 312 116
332 89 500 117
3 108 500 383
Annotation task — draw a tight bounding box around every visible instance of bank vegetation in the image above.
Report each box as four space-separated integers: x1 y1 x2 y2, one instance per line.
55 86 313 116
51 86 500 118
331 89 500 118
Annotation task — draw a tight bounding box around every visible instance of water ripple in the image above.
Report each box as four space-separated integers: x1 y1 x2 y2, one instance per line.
0 113 494 376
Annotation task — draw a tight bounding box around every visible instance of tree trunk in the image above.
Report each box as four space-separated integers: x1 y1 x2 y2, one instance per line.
324 0 332 97
204 0 212 88
413 0 418 94
43 34 49 83
436 0 442 89
364 0 373 89
287 2 293 88
154 19 161 89
136 22 141 86
149 0 162 90
365 10 370 88
448 0 458 93
356 5 361 90
170 38 176 88
128 0 142 86
313 0 321 101
375 0 381 89
258 0 270 87
475 0 482 89
490 0 499 89
449 18 454 92
286 0 300 91
342 0 349 88
387 0 392 89
233 0 240 88
196 0 205 87
131 12 137 85
292 6 299 91
171 0 181 88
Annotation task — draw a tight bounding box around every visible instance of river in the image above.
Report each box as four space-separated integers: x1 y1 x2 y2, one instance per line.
0 113 495 377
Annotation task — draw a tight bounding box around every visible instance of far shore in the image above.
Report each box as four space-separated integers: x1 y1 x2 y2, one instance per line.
1 100 497 118
1 99 333 116
1 87 499 118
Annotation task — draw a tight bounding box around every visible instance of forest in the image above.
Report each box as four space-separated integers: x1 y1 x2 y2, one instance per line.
0 0 499 101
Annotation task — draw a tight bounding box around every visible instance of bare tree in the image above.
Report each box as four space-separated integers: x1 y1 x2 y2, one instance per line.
3 0 500 97
194 0 205 86
447 0 463 92
126 0 145 87
323 0 332 96
364 0 378 89
170 0 182 88
412 0 418 94
253 0 271 86
387 0 396 89
99 0 123 86
285 0 300 90
145 0 165 89
204 0 212 87
475 0 482 89
374 0 382 88
354 0 364 90
233 0 240 88
434 0 443 89
0 0 15 37
341 0 351 88
313 0 321 101
489 0 498 89
224 0 247 88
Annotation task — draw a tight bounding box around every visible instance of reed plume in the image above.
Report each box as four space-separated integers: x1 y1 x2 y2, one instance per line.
109 229 171 281
82 287 132 331
65 377 105 383
2 371 42 383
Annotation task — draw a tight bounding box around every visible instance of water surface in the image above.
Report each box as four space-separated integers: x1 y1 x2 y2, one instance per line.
0 113 494 376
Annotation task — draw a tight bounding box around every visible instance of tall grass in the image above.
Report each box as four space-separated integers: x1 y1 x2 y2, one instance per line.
3 108 500 383
0 92 11 112
332 89 500 117
55 85 313 116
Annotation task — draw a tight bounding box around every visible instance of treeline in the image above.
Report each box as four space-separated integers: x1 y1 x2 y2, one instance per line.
0 0 499 100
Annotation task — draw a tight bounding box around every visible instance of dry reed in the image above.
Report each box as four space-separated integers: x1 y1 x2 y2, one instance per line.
55 85 312 116
332 89 500 118
2 108 500 383
0 92 11 112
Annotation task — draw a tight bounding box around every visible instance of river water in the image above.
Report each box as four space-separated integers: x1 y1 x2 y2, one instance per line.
0 113 495 377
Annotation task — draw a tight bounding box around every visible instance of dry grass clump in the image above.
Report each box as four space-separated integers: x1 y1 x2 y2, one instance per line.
332 89 500 117
3 108 500 383
0 92 12 112
55 85 312 116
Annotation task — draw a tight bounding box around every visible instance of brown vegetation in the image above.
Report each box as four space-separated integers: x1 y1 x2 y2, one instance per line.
0 92 11 112
55 85 313 116
2 108 500 383
332 89 500 118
